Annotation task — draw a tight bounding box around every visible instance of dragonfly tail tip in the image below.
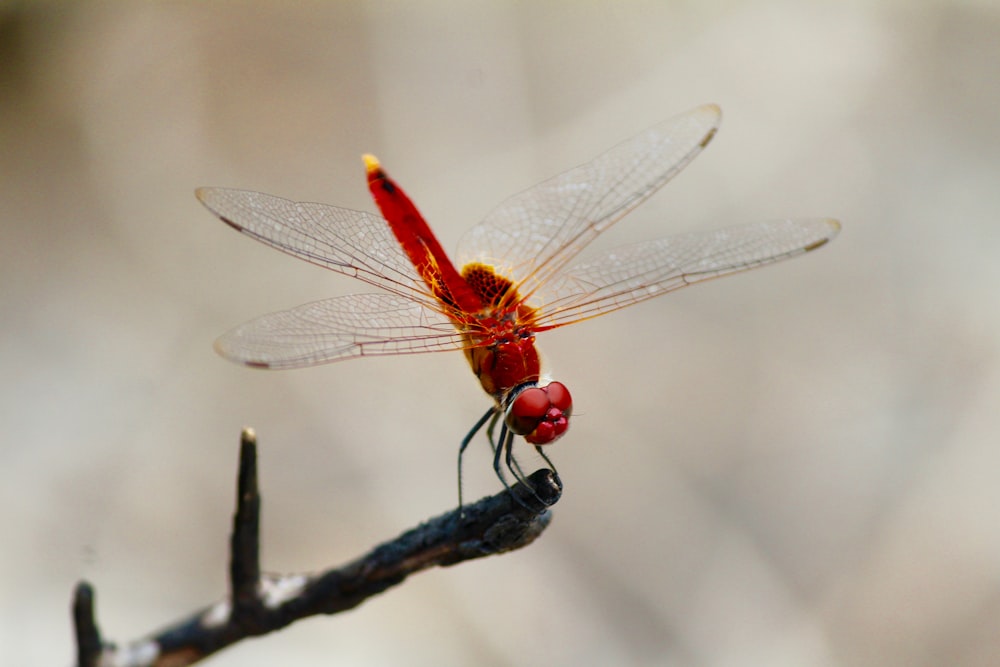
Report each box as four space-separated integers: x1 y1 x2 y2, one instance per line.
362 153 381 173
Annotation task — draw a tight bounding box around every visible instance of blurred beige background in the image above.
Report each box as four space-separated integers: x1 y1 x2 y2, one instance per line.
3 2 1000 666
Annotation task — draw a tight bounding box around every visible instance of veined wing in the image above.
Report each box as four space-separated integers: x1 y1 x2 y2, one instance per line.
456 104 721 301
196 187 445 313
214 292 468 369
529 219 840 330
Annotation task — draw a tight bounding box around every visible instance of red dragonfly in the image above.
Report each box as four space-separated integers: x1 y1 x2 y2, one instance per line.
197 104 839 503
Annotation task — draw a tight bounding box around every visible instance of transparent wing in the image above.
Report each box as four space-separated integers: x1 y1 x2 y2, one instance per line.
196 187 444 312
214 292 469 369
530 219 841 330
456 104 722 300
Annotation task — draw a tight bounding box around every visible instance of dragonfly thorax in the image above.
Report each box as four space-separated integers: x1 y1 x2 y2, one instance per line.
456 260 548 399
463 330 540 398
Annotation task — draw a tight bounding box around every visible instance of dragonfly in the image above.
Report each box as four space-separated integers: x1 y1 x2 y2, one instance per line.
197 104 839 505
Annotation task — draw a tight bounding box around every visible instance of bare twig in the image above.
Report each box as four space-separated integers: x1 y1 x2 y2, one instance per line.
229 431 261 625
72 427 561 666
72 582 101 667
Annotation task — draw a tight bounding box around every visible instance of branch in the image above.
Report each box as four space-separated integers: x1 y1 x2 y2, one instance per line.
72 428 561 666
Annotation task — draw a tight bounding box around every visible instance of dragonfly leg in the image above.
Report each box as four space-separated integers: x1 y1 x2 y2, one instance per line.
486 411 529 481
459 406 498 511
534 445 558 476
491 423 517 497
484 409 502 453
475 408 551 512
495 423 549 511
504 431 531 488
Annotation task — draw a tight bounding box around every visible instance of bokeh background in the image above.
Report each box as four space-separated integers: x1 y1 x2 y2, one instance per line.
3 2 999 665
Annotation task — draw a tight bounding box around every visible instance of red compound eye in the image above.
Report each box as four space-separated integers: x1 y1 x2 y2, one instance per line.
545 382 572 412
506 383 573 444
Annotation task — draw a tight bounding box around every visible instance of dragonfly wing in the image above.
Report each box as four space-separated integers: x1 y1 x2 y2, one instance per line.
456 104 722 295
215 292 466 369
197 187 443 311
531 219 840 329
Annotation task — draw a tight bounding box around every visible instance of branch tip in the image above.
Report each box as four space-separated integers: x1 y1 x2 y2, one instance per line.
73 580 103 667
517 468 562 509
231 428 262 618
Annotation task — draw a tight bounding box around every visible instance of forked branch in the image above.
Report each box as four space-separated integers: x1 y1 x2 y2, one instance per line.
72 428 561 667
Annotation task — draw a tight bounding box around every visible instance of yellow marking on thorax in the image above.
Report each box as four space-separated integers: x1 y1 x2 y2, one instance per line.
461 262 537 324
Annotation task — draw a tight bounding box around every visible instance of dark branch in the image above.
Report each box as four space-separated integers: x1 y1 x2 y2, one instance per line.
73 427 561 666
72 582 102 667
229 429 261 624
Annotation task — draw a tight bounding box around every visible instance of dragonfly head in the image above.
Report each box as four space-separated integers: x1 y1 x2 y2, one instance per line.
505 382 572 445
